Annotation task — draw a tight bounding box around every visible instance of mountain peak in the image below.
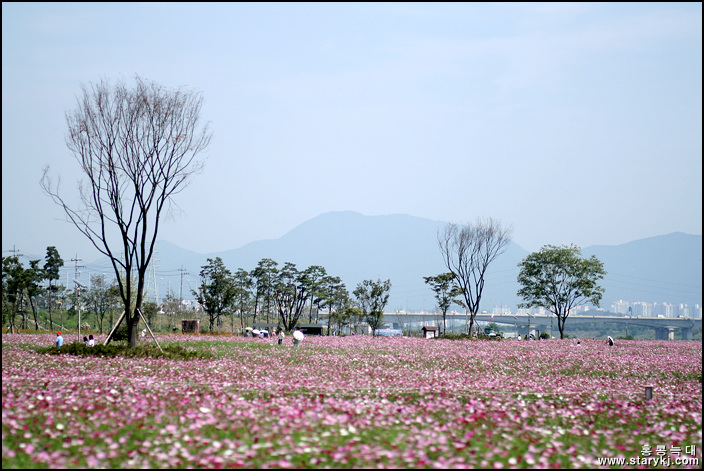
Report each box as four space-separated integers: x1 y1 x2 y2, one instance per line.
149 214 700 310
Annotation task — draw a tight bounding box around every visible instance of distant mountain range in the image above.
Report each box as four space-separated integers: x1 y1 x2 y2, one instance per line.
136 211 702 312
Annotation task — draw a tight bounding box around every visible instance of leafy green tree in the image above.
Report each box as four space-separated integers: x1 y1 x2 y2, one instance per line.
353 279 391 337
43 246 64 330
193 257 236 332
272 262 310 332
301 265 327 323
320 275 347 335
438 218 512 336
0 257 45 331
424 272 463 335
25 260 45 331
517 244 606 339
232 268 252 333
2 256 25 333
251 258 278 324
331 306 357 335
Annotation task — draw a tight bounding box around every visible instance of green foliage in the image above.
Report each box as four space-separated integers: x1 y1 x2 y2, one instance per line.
424 273 464 335
423 273 463 314
36 341 214 360
111 324 130 342
353 279 391 336
517 244 606 339
438 332 472 340
194 257 237 332
438 332 502 341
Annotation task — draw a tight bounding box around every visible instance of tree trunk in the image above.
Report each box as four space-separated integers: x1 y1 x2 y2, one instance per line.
128 309 139 348
48 285 54 330
29 297 39 330
557 315 565 339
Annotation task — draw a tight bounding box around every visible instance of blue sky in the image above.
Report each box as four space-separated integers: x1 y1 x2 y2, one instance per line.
2 3 702 266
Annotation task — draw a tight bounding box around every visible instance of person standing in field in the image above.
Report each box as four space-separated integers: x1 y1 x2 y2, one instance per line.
55 332 64 348
88 334 95 347
278 329 285 345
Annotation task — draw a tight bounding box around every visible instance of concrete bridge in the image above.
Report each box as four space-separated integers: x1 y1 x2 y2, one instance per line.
382 312 702 340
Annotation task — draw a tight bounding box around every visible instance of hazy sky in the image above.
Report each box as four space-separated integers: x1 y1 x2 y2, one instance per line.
3 3 702 266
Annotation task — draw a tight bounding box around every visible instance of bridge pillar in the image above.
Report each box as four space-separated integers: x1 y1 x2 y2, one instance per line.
654 327 676 340
682 327 693 340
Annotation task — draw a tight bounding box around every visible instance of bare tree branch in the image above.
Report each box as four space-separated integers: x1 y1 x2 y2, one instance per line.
438 218 512 336
41 75 211 347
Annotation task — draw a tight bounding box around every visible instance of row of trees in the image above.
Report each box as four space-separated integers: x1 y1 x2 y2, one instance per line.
193 257 392 335
4 235 606 341
424 218 606 339
2 245 194 335
36 75 604 347
2 247 64 332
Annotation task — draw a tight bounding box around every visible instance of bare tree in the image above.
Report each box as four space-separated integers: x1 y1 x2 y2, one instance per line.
438 218 512 336
41 76 211 347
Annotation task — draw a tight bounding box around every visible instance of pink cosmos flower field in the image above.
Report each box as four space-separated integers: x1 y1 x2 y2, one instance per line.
2 333 702 468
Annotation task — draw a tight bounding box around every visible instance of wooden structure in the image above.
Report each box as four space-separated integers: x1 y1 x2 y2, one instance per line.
421 326 438 339
297 323 324 336
182 319 201 334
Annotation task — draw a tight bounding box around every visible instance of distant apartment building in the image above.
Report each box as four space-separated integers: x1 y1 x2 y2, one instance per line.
492 305 512 315
514 306 546 315
676 303 690 317
652 302 675 318
631 301 653 317
611 300 630 315
497 301 700 317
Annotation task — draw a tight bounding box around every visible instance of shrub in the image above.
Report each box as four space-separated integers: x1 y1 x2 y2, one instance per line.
111 324 130 342
438 333 472 340
36 341 214 360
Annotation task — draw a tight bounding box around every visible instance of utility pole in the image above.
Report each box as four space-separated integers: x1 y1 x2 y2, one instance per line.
150 255 160 305
148 253 160 331
178 266 188 320
71 255 84 341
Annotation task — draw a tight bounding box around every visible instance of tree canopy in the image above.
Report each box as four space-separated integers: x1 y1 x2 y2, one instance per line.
353 279 391 337
424 272 463 335
517 244 606 339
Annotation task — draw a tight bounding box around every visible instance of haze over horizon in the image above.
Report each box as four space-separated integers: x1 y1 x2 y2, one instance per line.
3 3 701 265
